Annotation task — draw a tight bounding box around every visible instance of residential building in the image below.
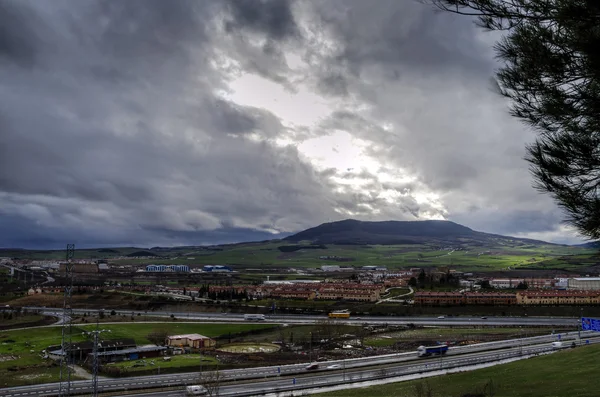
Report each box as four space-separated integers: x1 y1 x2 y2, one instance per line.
165 334 216 348
145 265 190 272
489 279 524 289
517 290 600 305
414 291 517 306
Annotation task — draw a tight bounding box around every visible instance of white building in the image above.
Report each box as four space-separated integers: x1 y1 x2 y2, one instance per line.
568 277 600 291
489 279 524 289
321 265 341 272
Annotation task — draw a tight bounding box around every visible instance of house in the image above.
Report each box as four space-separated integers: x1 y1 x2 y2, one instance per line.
165 334 216 349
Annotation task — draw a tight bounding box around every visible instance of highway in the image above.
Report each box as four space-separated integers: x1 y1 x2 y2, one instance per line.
23 306 582 327
1 331 597 397
4 341 596 397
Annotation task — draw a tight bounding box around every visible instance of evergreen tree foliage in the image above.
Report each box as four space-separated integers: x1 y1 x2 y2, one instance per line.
428 0 600 239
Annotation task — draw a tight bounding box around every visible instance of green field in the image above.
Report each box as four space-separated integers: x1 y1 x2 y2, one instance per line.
107 353 218 374
317 344 600 397
364 327 556 347
111 244 600 271
0 322 274 387
3 242 598 272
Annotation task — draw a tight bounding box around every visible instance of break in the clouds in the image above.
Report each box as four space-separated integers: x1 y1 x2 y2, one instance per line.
0 0 585 249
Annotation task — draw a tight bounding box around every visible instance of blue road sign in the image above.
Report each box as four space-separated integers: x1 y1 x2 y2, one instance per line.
586 340 590 344
581 317 600 332
558 334 561 340
293 378 296 385
278 367 281 374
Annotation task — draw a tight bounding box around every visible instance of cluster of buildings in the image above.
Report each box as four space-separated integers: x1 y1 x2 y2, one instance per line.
143 264 233 273
145 264 190 272
415 289 600 306
47 333 217 364
415 292 518 306
243 281 387 302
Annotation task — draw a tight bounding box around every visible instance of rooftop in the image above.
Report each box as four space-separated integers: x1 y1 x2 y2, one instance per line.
572 278 600 281
167 333 211 340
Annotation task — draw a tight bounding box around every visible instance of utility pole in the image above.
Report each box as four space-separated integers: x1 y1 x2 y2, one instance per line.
309 332 313 363
82 319 110 397
59 244 75 397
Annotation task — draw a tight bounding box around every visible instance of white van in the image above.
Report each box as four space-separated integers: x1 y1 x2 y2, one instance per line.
186 385 208 395
551 341 563 349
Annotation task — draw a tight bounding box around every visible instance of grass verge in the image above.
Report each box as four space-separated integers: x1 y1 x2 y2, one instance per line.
315 344 600 397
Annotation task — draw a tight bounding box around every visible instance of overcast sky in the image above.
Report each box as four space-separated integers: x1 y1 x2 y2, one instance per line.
0 0 586 249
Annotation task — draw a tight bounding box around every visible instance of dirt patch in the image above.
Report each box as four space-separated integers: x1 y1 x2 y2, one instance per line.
219 343 281 353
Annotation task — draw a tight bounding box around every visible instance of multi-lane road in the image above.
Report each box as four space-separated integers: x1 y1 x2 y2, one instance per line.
1 330 597 397
24 306 582 327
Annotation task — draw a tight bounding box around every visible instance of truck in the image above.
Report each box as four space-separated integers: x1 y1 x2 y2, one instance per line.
328 311 350 319
185 385 208 395
417 344 449 357
244 314 266 321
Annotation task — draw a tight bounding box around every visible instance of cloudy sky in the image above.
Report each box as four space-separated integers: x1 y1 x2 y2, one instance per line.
0 0 586 249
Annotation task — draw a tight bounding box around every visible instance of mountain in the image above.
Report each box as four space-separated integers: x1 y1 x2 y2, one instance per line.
283 219 557 247
576 241 600 249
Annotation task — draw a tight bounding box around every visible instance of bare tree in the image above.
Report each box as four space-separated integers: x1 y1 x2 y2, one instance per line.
199 368 222 397
146 328 169 346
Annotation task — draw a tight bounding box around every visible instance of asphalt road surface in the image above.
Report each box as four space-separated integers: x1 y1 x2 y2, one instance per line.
24 306 581 327
1 331 597 397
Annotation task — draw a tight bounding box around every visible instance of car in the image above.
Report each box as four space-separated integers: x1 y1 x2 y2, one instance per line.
305 363 320 370
481 316 488 319
327 364 341 369
437 315 446 319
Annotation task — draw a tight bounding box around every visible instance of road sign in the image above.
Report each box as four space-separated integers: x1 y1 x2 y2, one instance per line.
293 378 296 385
586 340 590 344
581 317 600 332
558 334 561 340
278 367 281 374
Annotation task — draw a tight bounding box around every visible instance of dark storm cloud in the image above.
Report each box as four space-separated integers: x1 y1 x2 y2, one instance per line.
305 0 495 97
224 0 300 40
0 1 45 67
0 0 583 248
450 209 565 237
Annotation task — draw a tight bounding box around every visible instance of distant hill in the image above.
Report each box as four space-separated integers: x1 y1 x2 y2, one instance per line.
577 241 600 249
283 219 557 247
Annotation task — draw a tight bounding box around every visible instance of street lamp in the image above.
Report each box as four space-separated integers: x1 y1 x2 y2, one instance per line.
579 307 583 345
82 322 110 397
309 332 313 364
519 328 523 355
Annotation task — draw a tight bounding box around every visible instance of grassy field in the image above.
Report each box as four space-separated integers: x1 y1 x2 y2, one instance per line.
0 322 274 387
363 327 558 347
316 344 600 397
3 242 598 272
106 353 218 374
